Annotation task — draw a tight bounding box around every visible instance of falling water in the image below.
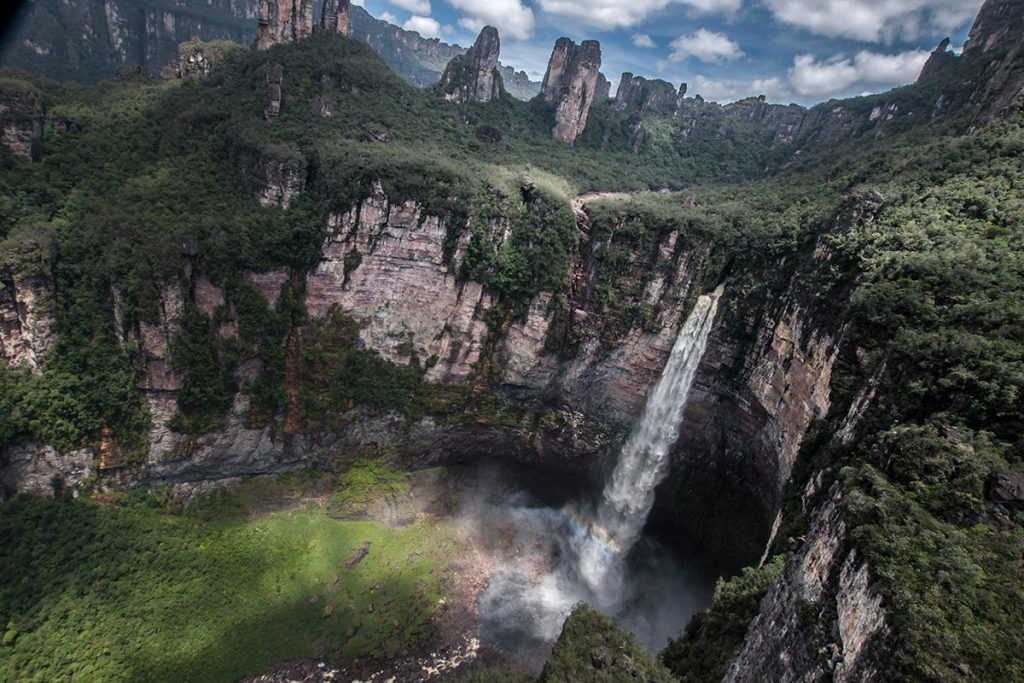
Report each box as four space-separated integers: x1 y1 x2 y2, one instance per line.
580 284 725 592
477 285 725 657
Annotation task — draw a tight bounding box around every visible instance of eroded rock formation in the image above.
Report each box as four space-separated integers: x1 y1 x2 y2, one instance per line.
723 484 888 683
0 83 43 159
541 38 603 144
437 27 504 104
254 0 313 50
612 73 679 114
0 262 56 372
319 0 350 35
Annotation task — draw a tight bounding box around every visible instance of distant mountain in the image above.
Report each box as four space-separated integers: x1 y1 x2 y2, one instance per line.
0 0 540 99
348 5 538 100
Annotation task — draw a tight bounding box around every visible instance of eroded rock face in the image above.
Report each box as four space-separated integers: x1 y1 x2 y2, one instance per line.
1 443 94 497
652 195 881 570
0 264 56 372
950 0 1024 123
437 26 503 104
612 73 679 114
305 182 494 383
724 484 889 683
235 143 306 208
0 85 43 159
319 0 350 35
541 38 603 144
254 0 313 50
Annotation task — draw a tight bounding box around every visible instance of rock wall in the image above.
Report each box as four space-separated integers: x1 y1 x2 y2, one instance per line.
723 484 889 683
0 0 259 82
305 181 493 383
253 0 313 50
921 0 1024 124
0 84 43 160
651 194 882 571
541 38 603 144
319 0 350 35
612 73 680 114
0 264 56 372
235 143 306 208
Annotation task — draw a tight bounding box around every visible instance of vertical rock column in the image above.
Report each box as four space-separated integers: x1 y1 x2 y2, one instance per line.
540 38 602 144
437 26 504 103
320 0 350 35
254 0 314 50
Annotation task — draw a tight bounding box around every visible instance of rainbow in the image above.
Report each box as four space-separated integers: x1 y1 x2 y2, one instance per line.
561 504 622 554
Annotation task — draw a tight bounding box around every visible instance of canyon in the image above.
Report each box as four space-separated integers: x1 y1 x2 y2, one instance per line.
1 0 1022 681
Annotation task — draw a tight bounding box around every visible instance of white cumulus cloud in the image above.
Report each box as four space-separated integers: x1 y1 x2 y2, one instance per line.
449 0 536 40
680 47 930 103
788 49 931 97
764 0 982 43
689 74 789 102
387 0 432 14
379 11 398 24
632 33 656 48
669 29 743 63
403 15 443 39
536 0 741 30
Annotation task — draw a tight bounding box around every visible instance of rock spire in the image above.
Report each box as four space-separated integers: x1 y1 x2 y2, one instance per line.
540 38 603 144
437 26 504 103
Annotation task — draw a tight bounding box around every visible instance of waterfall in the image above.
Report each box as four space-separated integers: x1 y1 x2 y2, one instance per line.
477 285 724 652
577 284 724 596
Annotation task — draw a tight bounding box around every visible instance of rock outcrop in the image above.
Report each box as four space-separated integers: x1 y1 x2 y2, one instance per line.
253 0 313 50
234 141 306 208
437 26 504 104
723 484 889 683
175 38 245 80
612 73 679 114
918 0 1024 123
0 262 56 372
319 0 350 35
0 82 43 160
264 63 284 119
541 38 603 144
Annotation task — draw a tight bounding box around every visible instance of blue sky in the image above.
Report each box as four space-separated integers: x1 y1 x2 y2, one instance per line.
352 0 983 105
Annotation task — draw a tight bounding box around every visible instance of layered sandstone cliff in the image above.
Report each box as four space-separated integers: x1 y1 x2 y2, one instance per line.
319 0 350 35
253 0 313 50
723 484 889 683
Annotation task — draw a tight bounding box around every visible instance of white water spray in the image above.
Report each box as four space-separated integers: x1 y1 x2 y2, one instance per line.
579 284 725 593
478 285 724 655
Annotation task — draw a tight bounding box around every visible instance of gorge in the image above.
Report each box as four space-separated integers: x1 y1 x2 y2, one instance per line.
1 0 1023 682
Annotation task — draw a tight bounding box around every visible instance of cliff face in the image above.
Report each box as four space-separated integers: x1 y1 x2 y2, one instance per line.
437 27 504 104
541 38 603 144
612 73 680 114
0 83 43 160
0 0 259 82
919 0 1024 123
0 263 56 372
319 0 349 35
253 0 313 50
723 484 889 683
652 193 881 571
